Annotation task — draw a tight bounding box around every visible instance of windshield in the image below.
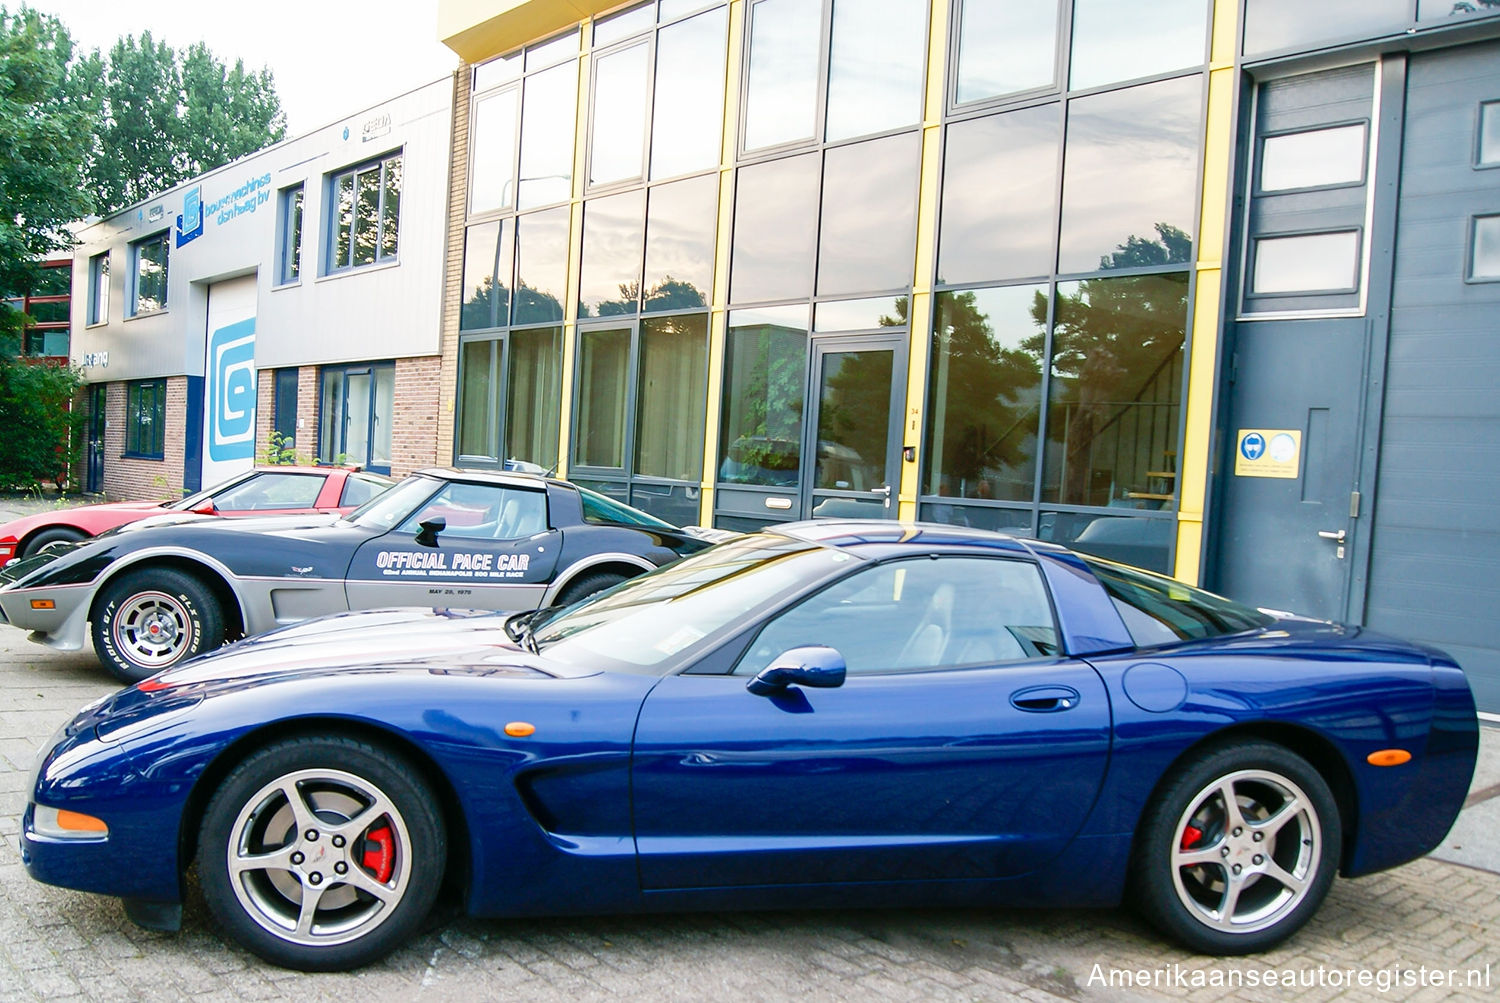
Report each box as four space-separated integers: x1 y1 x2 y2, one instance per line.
577 486 676 530
343 475 443 531
532 533 858 672
167 469 258 511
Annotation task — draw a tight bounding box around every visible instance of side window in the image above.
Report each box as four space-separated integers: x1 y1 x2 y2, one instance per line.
339 473 392 508
735 556 1058 677
212 473 325 511
1083 557 1273 646
399 483 549 540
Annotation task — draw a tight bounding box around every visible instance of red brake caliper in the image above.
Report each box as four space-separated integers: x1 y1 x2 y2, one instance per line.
361 826 394 882
1181 825 1204 850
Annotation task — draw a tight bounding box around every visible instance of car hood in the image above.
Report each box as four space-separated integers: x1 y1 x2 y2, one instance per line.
150 606 598 686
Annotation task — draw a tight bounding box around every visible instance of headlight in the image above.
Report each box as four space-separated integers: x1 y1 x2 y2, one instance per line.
31 804 109 839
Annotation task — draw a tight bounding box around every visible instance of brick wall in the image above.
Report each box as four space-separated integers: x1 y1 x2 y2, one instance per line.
101 376 188 501
435 65 469 468
391 356 442 476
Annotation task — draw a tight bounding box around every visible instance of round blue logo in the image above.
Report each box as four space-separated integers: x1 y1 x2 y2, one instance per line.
1240 432 1266 461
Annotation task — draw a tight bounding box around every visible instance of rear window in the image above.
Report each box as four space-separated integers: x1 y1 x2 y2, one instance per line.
578 487 675 530
340 473 394 508
1084 557 1273 646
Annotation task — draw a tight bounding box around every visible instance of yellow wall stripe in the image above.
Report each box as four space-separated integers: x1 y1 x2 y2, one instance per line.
698 0 745 525
1175 0 1240 583
555 24 589 478
898 0 951 521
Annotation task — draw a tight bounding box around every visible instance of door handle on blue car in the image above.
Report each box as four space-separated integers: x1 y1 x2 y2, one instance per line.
1010 685 1081 713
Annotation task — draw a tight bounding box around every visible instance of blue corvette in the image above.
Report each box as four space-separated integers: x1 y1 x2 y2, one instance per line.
21 521 1477 971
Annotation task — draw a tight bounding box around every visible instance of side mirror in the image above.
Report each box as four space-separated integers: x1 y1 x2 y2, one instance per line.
191 501 216 516
415 516 446 547
746 645 847 696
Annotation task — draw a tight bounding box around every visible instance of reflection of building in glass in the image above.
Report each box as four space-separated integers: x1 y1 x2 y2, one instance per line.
434 0 1500 720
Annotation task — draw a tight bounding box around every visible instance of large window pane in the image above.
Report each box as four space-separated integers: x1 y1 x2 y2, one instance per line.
825 0 925 142
372 366 395 469
719 307 809 486
577 327 632 468
1420 0 1500 22
515 207 570 325
636 313 709 480
925 285 1047 503
644 174 716 311
594 2 653 45
458 339 497 458
507 326 562 466
580 190 645 318
939 105 1060 285
743 0 820 151
651 7 727 178
1058 76 1200 275
1479 101 1500 167
470 87 519 213
954 0 1058 104
460 219 514 330
1244 0 1410 56
1070 0 1208 91
353 168 380 266
519 61 577 209
818 132 921 295
1043 273 1188 508
591 42 650 186
731 153 819 303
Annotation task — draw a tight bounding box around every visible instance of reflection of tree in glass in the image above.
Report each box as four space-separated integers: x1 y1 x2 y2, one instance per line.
1046 225 1189 505
927 289 1046 499
461 274 509 330
818 350 893 489
643 276 707 312
720 325 806 484
513 281 565 325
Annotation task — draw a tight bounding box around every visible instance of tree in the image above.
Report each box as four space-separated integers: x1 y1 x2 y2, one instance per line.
0 5 99 349
88 32 286 214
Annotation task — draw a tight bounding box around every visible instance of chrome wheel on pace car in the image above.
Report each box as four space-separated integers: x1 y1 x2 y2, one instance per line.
111 591 194 669
199 737 446 971
1133 741 1340 954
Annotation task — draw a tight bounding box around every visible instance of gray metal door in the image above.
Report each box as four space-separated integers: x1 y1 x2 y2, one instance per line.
1366 41 1500 711
1214 320 1365 618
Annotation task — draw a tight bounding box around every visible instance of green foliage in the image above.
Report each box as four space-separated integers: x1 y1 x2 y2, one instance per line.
262 430 303 465
0 358 86 490
88 32 286 215
0 6 100 347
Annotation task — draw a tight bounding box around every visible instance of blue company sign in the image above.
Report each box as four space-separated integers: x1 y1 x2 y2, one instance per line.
175 186 204 247
205 172 272 227
207 318 256 462
1240 432 1267 461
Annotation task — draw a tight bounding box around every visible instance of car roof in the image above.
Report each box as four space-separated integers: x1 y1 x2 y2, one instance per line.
770 519 1067 557
414 467 564 491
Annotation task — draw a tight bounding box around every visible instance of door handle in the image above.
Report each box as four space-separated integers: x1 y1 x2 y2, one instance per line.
1317 529 1346 543
872 485 891 509
1010 685 1080 713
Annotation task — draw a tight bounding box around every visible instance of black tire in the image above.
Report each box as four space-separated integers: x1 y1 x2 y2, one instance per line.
1132 741 1341 955
553 569 630 606
20 525 89 560
197 736 447 972
91 567 225 683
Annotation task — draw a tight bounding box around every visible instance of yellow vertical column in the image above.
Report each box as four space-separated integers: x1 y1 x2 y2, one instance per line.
697 0 745 526
1174 0 1239 584
555 24 589 478
896 0 951 521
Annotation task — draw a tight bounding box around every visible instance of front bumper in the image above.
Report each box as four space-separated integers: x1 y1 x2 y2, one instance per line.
0 583 93 651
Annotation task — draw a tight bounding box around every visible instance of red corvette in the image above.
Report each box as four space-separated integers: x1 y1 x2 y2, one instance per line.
0 466 393 568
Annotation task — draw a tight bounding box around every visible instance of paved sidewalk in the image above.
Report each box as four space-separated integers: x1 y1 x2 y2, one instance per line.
0 632 1496 1001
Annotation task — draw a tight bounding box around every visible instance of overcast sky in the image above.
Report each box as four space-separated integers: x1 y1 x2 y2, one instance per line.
33 0 460 136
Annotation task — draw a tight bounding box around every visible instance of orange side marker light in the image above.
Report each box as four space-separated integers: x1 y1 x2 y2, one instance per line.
30 599 55 610
1367 749 1412 767
504 721 537 737
56 809 109 832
